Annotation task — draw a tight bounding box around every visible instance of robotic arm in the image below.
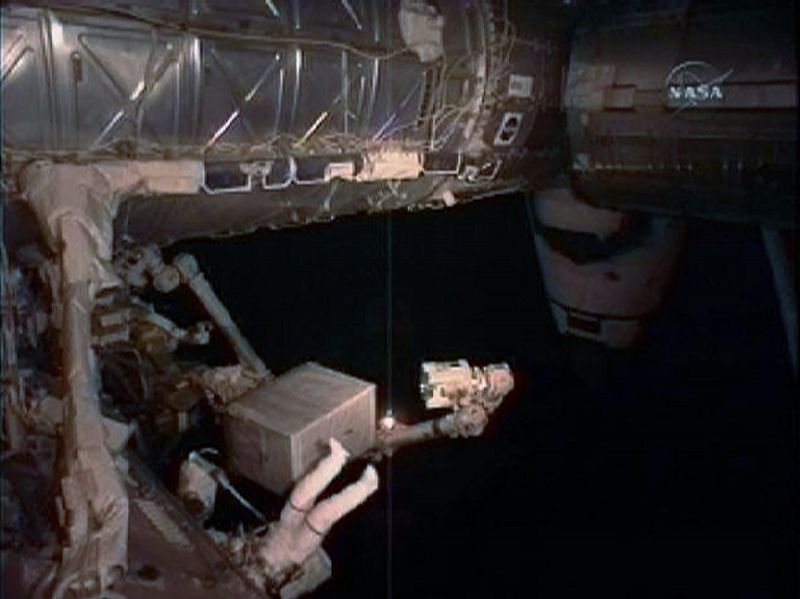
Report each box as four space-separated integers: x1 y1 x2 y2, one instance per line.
375 361 514 455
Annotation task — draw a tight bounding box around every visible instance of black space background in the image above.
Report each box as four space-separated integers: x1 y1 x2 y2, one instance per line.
173 194 798 599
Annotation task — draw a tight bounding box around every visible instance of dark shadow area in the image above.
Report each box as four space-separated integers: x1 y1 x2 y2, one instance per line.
175 194 797 598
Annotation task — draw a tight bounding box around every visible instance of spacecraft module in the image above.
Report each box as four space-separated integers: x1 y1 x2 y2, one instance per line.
1 0 795 597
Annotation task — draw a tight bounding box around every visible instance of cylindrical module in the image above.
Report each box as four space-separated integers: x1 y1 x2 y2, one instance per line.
566 1 797 227
530 188 685 349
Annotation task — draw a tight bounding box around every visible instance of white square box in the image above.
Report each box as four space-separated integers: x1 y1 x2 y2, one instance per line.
224 363 376 494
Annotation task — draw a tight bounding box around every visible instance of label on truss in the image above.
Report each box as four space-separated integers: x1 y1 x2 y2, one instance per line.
508 74 534 99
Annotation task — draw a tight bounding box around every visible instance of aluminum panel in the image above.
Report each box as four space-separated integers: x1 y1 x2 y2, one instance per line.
369 58 431 142
293 0 377 44
1 3 435 155
198 41 286 147
1 10 52 150
69 26 184 149
193 0 287 28
293 49 346 135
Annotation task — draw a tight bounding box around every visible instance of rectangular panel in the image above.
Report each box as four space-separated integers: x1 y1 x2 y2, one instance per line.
198 40 286 148
224 363 375 494
369 58 430 142
71 25 184 148
1 10 52 149
293 0 376 44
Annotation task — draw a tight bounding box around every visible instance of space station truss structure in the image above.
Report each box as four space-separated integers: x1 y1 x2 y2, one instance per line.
2 0 566 244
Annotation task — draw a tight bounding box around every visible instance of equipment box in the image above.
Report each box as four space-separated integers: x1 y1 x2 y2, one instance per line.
224 363 376 494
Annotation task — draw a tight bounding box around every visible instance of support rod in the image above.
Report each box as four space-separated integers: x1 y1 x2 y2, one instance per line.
174 253 269 377
762 227 798 377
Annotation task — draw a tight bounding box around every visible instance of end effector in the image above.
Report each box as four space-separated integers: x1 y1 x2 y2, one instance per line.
421 360 514 414
377 361 514 452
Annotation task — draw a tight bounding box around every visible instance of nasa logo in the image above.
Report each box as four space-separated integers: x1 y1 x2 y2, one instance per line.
665 61 733 111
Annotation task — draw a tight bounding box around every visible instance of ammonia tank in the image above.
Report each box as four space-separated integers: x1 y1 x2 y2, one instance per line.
1 0 567 244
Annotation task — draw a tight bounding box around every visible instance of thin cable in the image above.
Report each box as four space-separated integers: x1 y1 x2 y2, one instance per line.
386 215 393 415
385 211 393 599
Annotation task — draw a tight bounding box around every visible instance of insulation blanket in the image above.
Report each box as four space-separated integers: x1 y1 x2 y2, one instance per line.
19 160 203 595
